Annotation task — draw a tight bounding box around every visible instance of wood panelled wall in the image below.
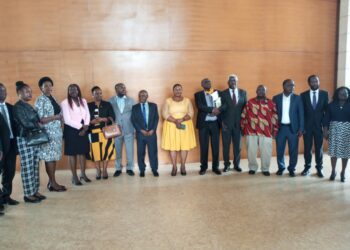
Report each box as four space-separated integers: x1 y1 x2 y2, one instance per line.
0 0 338 169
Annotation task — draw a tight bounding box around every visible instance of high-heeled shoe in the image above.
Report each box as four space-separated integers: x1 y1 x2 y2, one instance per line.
96 169 101 180
171 167 177 176
180 166 187 176
330 171 337 181
341 172 346 183
24 196 41 203
80 175 91 183
72 178 83 186
48 183 67 192
102 175 108 179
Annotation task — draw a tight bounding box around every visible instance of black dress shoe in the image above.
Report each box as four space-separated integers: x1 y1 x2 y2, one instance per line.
316 169 324 178
5 197 19 206
276 169 284 176
199 169 206 175
289 171 296 177
223 166 230 172
262 171 270 176
24 196 41 203
0 211 4 216
126 170 135 176
248 170 256 175
140 172 145 177
0 204 4 211
152 171 159 177
113 170 122 177
301 168 310 176
212 169 222 175
233 166 242 172
34 193 47 200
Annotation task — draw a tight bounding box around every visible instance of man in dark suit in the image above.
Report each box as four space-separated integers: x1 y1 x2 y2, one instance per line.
131 90 159 177
0 129 5 216
273 79 304 177
195 78 221 175
0 83 19 205
220 74 247 172
300 75 328 177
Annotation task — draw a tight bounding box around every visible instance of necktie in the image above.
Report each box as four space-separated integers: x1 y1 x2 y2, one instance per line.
142 103 147 129
232 91 237 105
312 91 317 110
208 94 214 107
0 105 10 128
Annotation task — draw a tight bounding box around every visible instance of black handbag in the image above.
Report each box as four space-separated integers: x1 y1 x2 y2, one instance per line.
26 128 50 146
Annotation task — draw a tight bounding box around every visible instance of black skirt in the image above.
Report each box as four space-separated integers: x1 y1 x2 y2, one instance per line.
63 125 89 156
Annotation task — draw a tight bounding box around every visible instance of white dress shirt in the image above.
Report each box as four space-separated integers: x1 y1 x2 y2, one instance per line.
309 89 319 104
0 102 14 138
229 88 239 103
281 94 291 124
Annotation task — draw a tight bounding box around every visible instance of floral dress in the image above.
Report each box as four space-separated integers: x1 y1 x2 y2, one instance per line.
35 95 63 161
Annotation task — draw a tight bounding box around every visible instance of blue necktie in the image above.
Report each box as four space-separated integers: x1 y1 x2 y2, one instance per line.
312 91 317 110
142 103 147 129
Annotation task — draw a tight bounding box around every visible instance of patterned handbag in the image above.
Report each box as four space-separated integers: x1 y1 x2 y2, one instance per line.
102 123 121 139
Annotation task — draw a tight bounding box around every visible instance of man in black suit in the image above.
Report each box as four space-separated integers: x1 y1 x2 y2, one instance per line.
131 90 159 177
0 83 19 205
300 75 328 177
220 74 247 172
195 78 221 175
0 132 4 216
273 79 304 177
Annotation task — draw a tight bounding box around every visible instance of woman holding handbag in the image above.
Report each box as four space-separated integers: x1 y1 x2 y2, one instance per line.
13 81 47 203
61 84 91 186
35 77 66 192
87 86 116 180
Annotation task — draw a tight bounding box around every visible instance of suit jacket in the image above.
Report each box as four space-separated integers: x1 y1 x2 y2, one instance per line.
300 89 328 131
0 103 17 154
272 93 304 134
5 103 16 136
0 113 10 153
220 88 247 129
109 96 135 135
194 90 220 129
131 102 159 133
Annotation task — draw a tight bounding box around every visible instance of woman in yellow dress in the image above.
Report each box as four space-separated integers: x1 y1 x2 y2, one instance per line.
161 84 196 176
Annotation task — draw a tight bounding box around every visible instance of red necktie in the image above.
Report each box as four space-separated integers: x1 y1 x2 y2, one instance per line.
232 92 236 105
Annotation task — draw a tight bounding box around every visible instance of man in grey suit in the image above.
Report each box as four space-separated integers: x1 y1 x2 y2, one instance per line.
109 83 136 176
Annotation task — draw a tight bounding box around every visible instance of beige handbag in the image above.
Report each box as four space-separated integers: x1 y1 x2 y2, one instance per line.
102 123 122 139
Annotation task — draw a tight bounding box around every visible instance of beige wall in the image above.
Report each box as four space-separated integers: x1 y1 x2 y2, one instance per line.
0 0 338 169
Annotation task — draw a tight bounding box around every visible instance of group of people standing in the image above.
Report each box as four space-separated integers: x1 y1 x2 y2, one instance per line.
0 74 349 217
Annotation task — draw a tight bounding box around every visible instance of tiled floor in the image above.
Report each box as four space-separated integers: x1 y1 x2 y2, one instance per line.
1 155 350 250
